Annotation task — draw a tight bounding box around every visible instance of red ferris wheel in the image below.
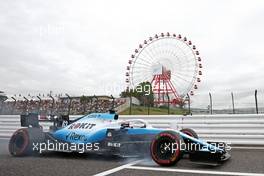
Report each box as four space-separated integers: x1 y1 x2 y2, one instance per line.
125 32 202 105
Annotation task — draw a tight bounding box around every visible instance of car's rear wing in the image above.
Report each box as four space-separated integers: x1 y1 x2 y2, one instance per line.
20 113 70 128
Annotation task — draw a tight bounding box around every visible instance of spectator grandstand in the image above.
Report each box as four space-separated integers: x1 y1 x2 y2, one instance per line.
0 94 126 115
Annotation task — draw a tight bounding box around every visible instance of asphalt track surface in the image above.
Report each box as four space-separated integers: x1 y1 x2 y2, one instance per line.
1 138 264 176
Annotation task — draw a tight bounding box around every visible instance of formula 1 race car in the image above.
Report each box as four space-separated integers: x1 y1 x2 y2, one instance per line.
9 112 231 166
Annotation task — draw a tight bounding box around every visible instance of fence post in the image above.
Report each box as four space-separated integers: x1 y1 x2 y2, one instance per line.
255 89 258 114
186 94 191 115
209 92 213 114
11 97 16 115
65 94 72 115
166 93 170 115
231 92 235 114
110 95 115 111
49 95 55 115
147 100 150 115
0 101 3 114
37 96 42 114
23 97 29 114
147 95 150 115
129 95 132 115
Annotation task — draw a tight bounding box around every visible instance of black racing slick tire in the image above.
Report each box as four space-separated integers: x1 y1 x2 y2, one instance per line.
150 131 184 166
9 128 45 156
180 128 198 139
180 128 199 153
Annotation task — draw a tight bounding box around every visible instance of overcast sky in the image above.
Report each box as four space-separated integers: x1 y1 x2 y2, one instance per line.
0 0 264 108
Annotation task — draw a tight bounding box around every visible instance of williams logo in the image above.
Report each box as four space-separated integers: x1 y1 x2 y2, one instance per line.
66 132 87 142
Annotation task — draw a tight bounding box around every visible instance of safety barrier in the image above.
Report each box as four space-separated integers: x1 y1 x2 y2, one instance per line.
0 114 264 145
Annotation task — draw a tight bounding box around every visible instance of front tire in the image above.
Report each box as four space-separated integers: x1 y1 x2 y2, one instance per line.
180 128 198 139
9 128 45 156
150 131 184 166
180 128 199 153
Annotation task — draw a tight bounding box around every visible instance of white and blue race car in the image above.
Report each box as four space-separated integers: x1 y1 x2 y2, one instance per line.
9 112 230 166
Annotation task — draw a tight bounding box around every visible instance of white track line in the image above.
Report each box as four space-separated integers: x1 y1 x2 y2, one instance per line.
231 146 264 150
0 137 9 140
127 166 264 176
93 160 143 176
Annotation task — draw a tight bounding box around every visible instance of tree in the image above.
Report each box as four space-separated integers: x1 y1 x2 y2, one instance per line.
177 99 187 109
0 94 7 102
120 82 154 107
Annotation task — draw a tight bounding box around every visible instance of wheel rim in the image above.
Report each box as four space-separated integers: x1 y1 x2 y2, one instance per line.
9 130 29 156
14 133 25 149
156 137 175 160
151 133 181 165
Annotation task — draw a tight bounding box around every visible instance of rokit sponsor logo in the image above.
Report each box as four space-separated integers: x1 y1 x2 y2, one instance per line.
66 132 87 142
68 123 96 130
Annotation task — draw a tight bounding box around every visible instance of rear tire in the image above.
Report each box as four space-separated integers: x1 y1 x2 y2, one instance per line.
150 131 184 166
9 128 45 156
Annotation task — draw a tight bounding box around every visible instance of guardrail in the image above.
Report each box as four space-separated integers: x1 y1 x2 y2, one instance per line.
0 114 264 145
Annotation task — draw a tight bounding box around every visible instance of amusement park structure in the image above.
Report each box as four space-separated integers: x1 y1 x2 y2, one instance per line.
126 32 202 105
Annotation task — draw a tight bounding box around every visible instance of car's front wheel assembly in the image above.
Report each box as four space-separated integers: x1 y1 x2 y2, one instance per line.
150 131 184 166
180 128 198 139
